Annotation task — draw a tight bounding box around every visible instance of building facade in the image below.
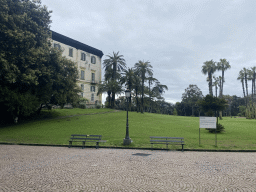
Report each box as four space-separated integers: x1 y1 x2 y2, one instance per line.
50 30 103 107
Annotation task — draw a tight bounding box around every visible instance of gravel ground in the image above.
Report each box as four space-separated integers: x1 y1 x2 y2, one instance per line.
0 145 256 192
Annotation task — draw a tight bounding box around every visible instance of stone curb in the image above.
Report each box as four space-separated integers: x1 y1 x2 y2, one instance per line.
1 142 256 152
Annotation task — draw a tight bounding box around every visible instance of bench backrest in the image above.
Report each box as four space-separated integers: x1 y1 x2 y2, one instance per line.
150 136 184 140
71 135 102 140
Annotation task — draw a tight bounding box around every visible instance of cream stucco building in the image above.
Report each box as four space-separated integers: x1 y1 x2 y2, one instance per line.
50 30 103 107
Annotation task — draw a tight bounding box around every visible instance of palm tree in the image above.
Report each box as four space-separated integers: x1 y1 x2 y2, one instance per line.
242 67 249 98
248 67 256 100
152 81 168 100
134 60 153 113
97 80 122 108
147 75 158 113
103 52 126 108
201 60 217 96
152 82 168 113
133 70 142 113
213 76 221 97
217 59 231 98
237 70 246 105
121 68 135 110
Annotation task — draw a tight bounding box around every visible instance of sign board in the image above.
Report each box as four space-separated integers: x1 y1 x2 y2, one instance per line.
199 116 216 129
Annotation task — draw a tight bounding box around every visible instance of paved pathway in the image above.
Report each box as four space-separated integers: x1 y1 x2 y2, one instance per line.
0 145 256 191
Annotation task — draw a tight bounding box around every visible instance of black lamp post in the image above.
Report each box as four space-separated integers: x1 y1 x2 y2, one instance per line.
123 89 132 145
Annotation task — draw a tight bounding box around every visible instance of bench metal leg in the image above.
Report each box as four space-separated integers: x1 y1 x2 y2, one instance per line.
82 141 85 149
96 142 99 149
69 141 72 148
182 144 184 152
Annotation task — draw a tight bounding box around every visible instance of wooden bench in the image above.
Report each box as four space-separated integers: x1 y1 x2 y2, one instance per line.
69 135 106 149
150 136 185 152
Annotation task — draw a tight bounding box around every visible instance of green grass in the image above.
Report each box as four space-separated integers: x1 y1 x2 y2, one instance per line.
0 108 256 150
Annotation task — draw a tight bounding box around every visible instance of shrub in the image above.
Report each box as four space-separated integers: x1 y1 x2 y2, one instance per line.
96 105 101 109
207 123 225 133
79 104 86 109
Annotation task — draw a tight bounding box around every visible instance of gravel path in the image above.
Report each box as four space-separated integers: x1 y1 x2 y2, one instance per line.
0 145 256 191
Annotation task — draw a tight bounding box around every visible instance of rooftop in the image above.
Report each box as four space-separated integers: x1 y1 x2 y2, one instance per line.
50 30 104 58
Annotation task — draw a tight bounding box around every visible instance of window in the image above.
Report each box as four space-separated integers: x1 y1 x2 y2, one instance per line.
81 53 86 61
81 70 85 80
91 86 95 92
54 43 61 50
91 93 94 102
91 73 95 82
91 56 96 64
81 84 84 91
81 92 84 98
69 48 73 57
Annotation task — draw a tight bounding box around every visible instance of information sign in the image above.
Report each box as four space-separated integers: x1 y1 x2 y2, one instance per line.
199 116 216 129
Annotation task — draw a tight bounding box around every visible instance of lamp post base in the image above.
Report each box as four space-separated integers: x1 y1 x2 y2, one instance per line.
123 138 132 145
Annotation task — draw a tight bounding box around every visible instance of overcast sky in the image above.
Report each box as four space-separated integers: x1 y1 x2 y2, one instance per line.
41 0 256 104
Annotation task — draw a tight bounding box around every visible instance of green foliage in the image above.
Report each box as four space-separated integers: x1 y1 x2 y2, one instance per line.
198 95 227 116
173 108 178 116
0 0 80 122
207 123 225 133
245 102 256 119
181 84 203 116
79 104 86 109
96 105 101 109
238 105 246 117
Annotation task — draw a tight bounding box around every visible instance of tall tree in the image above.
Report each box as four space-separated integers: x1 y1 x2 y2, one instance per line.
97 79 122 108
147 75 158 113
152 81 168 99
0 0 80 122
201 60 217 96
103 52 126 108
248 67 256 100
217 59 231 97
242 67 249 98
133 69 142 112
237 70 246 98
134 60 153 113
213 76 221 97
121 67 135 110
181 84 203 116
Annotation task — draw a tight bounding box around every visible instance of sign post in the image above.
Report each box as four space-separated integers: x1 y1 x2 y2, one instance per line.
199 116 217 146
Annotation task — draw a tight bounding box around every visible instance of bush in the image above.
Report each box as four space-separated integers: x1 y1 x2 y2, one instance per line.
79 104 86 109
207 123 225 133
96 105 101 109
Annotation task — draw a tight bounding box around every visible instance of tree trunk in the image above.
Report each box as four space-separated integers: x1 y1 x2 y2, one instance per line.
245 74 248 97
135 88 139 113
209 72 213 96
141 76 145 113
149 80 152 113
111 92 115 109
221 70 224 97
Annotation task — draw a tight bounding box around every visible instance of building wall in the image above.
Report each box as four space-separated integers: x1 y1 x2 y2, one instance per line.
51 40 102 106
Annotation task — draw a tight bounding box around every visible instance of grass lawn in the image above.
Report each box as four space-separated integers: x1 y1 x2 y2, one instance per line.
0 108 256 150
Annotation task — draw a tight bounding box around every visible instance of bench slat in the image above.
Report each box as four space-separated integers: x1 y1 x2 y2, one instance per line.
70 138 87 140
71 134 102 137
150 140 184 143
150 136 184 139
